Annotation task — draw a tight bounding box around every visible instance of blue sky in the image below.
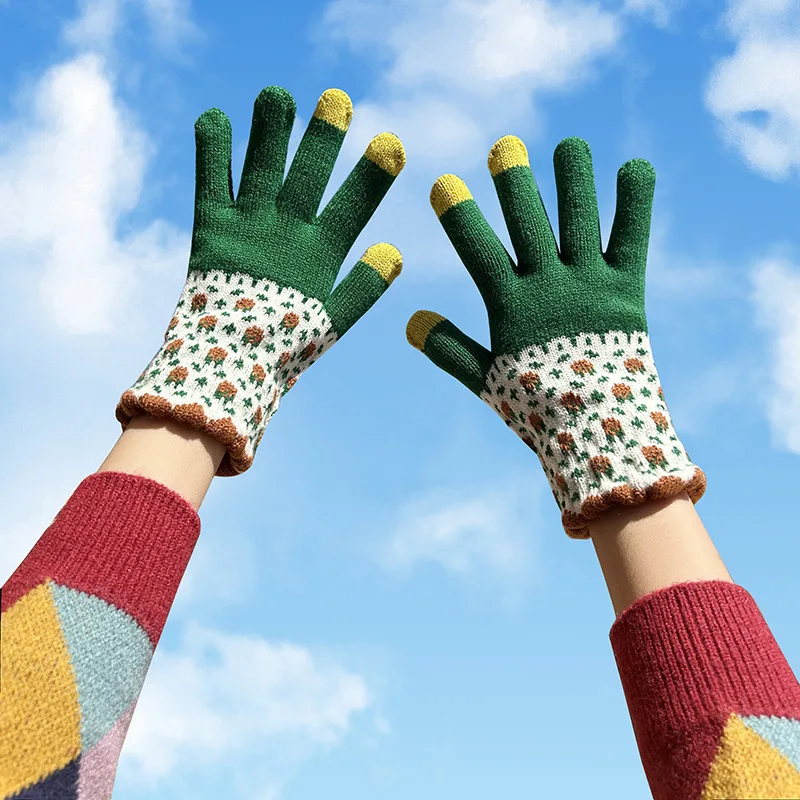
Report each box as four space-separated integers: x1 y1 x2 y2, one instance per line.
1 0 800 797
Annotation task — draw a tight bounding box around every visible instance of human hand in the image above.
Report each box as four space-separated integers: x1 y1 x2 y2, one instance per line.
407 136 704 538
118 87 405 475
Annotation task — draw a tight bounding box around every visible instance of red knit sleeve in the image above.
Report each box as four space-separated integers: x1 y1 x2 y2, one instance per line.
610 580 800 799
0 471 200 800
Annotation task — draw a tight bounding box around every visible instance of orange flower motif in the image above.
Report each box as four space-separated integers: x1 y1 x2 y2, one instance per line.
191 293 207 312
300 342 317 360
214 381 237 400
528 412 546 432
286 377 297 391
165 338 184 353
557 432 575 453
658 386 665 400
500 401 514 419
589 455 612 475
522 436 537 451
555 473 568 490
624 357 645 373
250 364 266 385
253 406 263 425
559 392 585 414
281 312 300 330
279 351 291 367
650 411 669 433
206 346 227 365
612 383 632 401
244 326 264 345
601 417 623 439
235 297 255 311
168 316 179 330
519 372 541 391
642 445 666 467
198 315 217 330
166 366 188 385
570 359 594 375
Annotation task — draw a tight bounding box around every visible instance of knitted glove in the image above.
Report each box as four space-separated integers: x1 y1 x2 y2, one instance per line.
118 87 405 475
407 136 705 538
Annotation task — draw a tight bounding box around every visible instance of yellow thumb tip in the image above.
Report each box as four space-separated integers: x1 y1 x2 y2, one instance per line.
313 88 353 131
488 135 529 177
406 311 445 350
430 174 472 218
362 243 402 283
365 133 406 176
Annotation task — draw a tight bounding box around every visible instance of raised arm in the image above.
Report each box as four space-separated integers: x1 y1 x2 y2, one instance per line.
591 496 800 799
407 135 800 799
0 85 406 800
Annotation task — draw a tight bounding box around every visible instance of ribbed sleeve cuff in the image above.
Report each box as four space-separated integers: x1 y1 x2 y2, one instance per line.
610 580 800 798
1 471 201 644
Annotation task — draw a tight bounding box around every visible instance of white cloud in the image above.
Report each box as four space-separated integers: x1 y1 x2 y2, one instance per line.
323 0 621 164
623 0 680 27
706 0 800 179
64 0 122 47
0 55 187 334
0 0 190 335
119 623 371 784
751 257 800 453
65 0 199 51
139 0 199 47
382 483 536 583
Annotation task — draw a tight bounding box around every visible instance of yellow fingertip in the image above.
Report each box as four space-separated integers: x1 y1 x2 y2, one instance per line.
313 88 353 131
430 174 472 218
406 311 445 351
488 135 530 177
365 133 406 177
361 243 402 284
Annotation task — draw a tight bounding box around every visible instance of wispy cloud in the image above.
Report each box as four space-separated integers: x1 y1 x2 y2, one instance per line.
0 53 187 334
65 0 200 51
323 0 622 166
751 256 800 453
706 0 800 179
623 0 682 28
381 482 538 591
0 0 191 336
119 623 371 789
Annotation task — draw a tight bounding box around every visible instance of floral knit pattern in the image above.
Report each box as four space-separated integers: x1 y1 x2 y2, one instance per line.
481 331 705 537
117 270 338 475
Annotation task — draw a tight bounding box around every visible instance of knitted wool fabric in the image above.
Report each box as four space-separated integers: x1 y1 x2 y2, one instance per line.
407 136 705 537
117 87 405 475
611 581 800 799
0 472 200 799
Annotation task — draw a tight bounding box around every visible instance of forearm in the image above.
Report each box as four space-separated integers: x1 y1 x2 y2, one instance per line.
588 492 732 617
590 498 800 799
0 419 217 799
98 414 225 509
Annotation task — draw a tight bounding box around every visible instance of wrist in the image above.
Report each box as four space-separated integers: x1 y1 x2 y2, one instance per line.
589 493 733 616
98 415 225 510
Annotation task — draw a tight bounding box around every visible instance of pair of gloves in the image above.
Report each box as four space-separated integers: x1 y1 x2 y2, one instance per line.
117 86 705 539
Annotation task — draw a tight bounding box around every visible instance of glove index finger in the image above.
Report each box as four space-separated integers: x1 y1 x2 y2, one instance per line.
318 133 406 257
278 88 352 221
431 174 515 297
488 135 559 273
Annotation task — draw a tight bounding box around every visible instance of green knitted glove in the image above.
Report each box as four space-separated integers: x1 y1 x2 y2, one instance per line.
407 136 705 538
118 87 405 475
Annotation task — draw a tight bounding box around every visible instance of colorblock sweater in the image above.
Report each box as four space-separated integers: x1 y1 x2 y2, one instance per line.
1 473 799 799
